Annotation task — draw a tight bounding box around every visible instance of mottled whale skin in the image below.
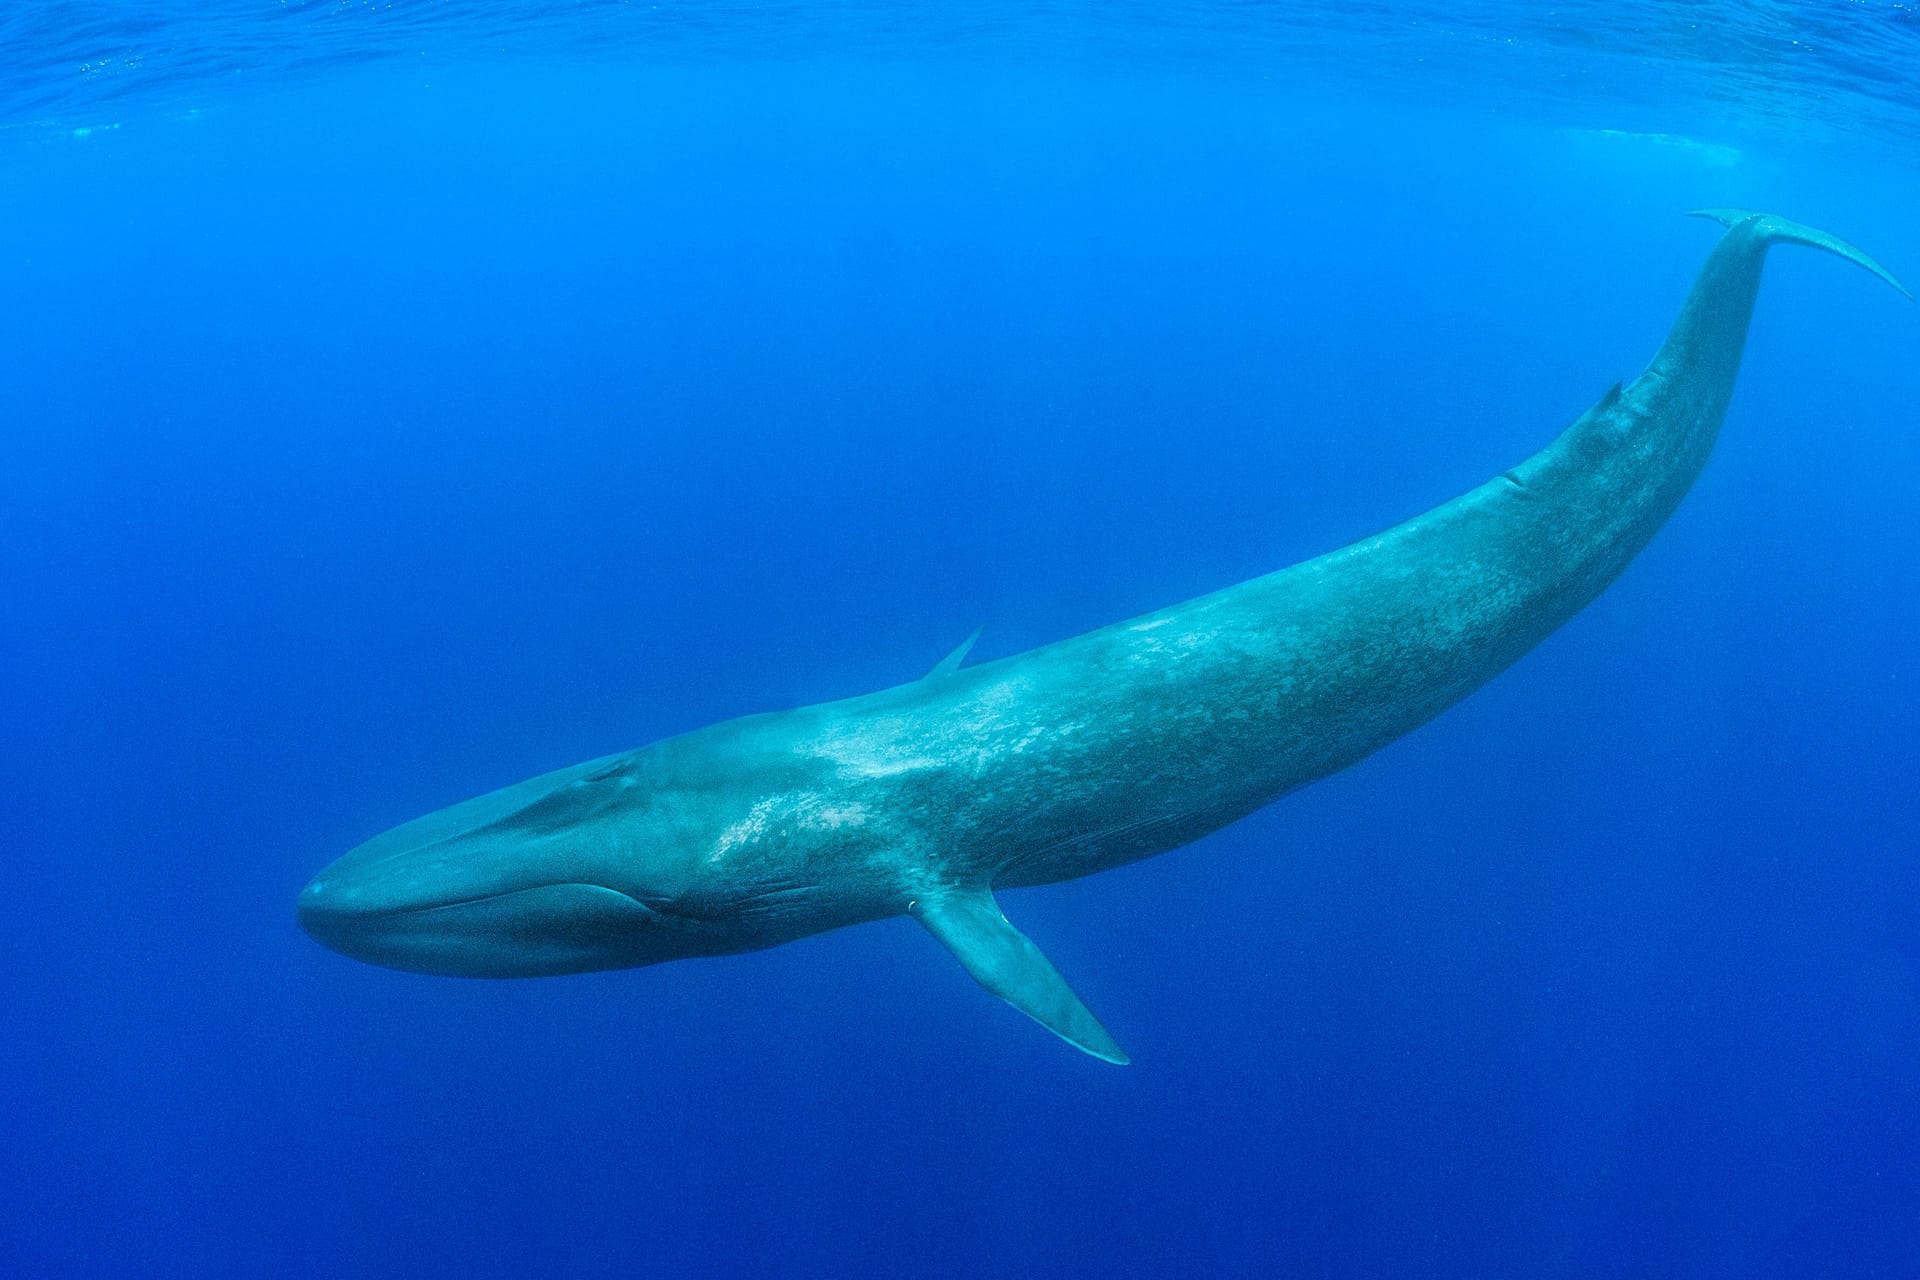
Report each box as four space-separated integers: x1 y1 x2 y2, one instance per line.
300 211 1908 1063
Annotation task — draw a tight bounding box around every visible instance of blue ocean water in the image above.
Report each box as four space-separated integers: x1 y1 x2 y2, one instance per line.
4 4 1919 1277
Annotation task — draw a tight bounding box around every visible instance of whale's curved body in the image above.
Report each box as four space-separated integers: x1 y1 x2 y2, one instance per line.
299 211 1907 1062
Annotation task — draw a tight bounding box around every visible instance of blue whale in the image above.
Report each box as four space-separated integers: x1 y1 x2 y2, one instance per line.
300 211 1908 1063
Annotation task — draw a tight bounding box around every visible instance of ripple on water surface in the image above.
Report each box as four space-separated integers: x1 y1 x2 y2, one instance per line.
2 2 1919 143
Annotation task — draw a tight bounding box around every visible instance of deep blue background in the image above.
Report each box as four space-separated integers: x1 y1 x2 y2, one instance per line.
3 59 1918 1278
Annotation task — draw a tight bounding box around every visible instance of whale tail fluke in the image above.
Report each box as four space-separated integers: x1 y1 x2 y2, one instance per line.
1686 208 1913 300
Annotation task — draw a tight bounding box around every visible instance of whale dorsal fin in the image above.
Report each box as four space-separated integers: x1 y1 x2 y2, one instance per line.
923 625 984 682
910 885 1129 1064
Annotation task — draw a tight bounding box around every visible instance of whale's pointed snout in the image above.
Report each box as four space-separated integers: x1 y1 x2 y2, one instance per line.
295 859 432 964
296 874 334 940
296 872 384 956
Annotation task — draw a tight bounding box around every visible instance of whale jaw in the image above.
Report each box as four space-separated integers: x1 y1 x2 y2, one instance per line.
298 879 666 977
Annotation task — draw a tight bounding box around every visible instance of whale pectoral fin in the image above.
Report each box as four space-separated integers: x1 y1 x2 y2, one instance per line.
910 886 1130 1065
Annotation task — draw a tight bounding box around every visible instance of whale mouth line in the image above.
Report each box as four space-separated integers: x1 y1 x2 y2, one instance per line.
357 882 659 920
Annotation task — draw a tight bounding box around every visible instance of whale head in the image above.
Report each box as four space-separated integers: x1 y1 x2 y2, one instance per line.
298 750 723 977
